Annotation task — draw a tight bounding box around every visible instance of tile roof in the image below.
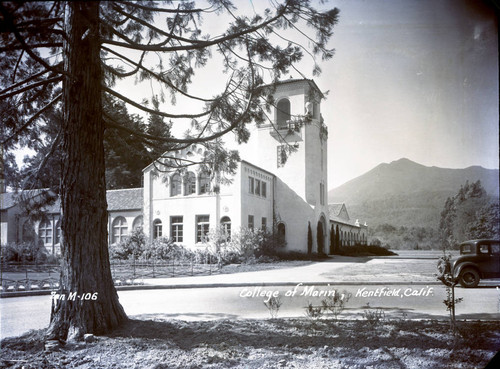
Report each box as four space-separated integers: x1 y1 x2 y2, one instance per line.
2 188 143 212
106 188 143 211
328 203 344 218
0 189 56 211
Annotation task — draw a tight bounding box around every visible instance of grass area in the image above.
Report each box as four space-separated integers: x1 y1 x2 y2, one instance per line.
1 318 498 368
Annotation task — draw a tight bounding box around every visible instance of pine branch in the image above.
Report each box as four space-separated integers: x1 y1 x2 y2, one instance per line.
0 3 67 77
102 86 210 119
100 4 288 52
22 130 61 190
111 4 205 46
121 2 214 14
0 76 62 100
101 46 216 102
1 93 62 145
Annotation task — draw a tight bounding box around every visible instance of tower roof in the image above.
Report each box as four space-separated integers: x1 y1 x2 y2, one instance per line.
261 78 325 99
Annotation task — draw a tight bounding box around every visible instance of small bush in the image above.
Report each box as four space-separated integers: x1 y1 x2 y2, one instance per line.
110 229 147 260
337 244 397 257
321 290 352 320
264 296 282 319
304 302 323 319
362 303 385 326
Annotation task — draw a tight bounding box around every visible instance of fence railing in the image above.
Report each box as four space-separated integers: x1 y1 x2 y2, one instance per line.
1 256 221 293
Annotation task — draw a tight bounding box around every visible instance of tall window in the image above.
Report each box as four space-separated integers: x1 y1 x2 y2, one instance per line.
255 179 261 196
248 215 254 229
320 183 325 205
38 218 52 244
196 215 210 242
276 98 291 128
221 216 231 240
277 145 287 167
248 177 254 194
112 216 128 244
261 217 267 231
199 172 210 194
184 172 196 195
153 219 162 239
171 173 181 196
262 181 267 198
55 220 61 244
170 216 183 242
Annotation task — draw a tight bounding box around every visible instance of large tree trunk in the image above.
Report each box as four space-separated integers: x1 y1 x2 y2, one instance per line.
46 1 127 342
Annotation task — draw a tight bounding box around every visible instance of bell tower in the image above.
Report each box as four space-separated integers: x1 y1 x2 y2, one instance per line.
241 79 328 207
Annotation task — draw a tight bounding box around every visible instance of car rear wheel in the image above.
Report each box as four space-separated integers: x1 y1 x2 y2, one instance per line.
458 268 480 288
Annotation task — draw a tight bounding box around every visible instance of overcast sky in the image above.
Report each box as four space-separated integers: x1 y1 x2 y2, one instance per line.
319 0 498 187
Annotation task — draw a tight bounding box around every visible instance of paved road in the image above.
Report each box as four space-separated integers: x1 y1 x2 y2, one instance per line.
2 283 499 339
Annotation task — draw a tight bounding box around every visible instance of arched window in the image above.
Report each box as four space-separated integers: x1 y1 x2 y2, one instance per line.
112 216 128 244
198 172 210 195
277 222 286 243
184 171 196 196
171 173 181 196
220 216 231 240
132 216 143 231
276 98 291 128
153 219 162 239
38 218 52 244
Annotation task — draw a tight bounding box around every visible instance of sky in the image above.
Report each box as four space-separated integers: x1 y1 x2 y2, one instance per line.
118 0 499 188
14 0 498 190
319 0 499 187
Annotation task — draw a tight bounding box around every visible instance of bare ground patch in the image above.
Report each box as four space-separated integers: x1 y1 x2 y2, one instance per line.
1 318 499 369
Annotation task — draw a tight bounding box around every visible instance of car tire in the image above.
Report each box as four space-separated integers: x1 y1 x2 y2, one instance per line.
458 268 480 288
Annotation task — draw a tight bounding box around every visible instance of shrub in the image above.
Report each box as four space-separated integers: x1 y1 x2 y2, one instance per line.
304 302 323 319
264 296 282 319
362 303 385 326
206 226 285 264
1 242 49 263
337 243 397 257
321 290 352 320
110 229 147 260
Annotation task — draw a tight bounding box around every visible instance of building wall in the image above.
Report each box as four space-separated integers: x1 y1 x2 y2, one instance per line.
331 221 368 246
240 162 274 232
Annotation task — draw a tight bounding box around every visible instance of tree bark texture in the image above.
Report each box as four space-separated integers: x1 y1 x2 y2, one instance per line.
46 1 128 342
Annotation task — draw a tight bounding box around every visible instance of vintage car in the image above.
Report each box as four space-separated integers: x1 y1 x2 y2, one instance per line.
437 239 500 288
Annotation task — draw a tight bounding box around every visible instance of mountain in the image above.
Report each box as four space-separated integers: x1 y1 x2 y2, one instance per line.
328 158 499 229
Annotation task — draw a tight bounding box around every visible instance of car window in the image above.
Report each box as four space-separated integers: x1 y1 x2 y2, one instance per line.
479 245 489 254
461 244 472 254
491 243 500 255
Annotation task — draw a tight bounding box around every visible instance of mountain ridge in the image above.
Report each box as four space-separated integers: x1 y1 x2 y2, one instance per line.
328 158 499 229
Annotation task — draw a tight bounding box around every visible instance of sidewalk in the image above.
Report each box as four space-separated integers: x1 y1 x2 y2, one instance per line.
0 255 451 298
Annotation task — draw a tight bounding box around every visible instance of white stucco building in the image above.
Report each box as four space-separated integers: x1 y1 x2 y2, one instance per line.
1 79 367 255
142 79 331 253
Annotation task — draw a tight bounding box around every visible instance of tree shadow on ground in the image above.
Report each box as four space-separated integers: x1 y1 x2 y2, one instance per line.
106 317 499 352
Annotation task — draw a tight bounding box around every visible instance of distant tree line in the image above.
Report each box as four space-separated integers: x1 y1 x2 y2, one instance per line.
367 224 439 250
439 180 499 250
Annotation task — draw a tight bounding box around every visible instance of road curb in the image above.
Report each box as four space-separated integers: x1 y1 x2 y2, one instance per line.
1 280 444 298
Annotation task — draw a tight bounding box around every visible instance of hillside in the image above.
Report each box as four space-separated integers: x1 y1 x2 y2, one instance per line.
328 158 499 229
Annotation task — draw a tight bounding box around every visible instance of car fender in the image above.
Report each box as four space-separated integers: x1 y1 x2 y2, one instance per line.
453 262 480 279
